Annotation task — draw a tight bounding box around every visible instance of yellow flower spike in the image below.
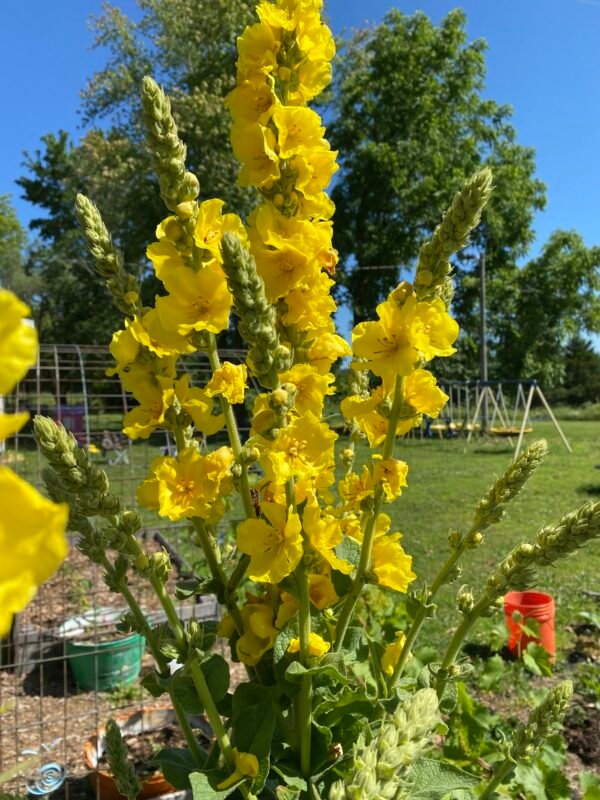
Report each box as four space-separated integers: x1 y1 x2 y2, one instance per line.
237 502 303 584
278 364 335 417
216 748 259 791
205 362 248 405
373 458 409 502
231 123 281 188
0 289 38 395
156 261 233 336
381 632 409 677
288 632 331 657
0 468 69 637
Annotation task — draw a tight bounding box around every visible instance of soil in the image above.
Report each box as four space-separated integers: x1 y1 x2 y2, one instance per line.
97 724 188 779
564 702 600 766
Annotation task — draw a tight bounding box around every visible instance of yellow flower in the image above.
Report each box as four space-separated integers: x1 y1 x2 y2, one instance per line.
0 468 68 636
339 466 375 511
236 21 279 80
237 503 303 584
231 122 280 188
373 458 409 501
371 530 416 594
396 369 449 434
278 364 334 416
154 446 233 522
237 600 278 666
308 571 339 609
288 632 331 657
275 592 298 629
303 501 353 575
0 411 29 442
175 374 225 435
135 455 165 511
292 148 339 199
381 632 408 677
156 261 232 335
205 362 248 405
272 106 326 159
352 295 458 389
107 327 140 375
217 748 259 790
226 78 276 125
193 199 246 262
0 290 37 395
282 273 337 331
255 239 317 301
122 375 174 440
307 331 351 374
128 308 195 358
261 412 337 486
146 239 186 280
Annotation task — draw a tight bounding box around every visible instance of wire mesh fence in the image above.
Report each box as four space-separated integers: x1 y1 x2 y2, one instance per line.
0 344 253 799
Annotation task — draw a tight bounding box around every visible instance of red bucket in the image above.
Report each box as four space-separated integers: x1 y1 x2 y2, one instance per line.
504 591 555 659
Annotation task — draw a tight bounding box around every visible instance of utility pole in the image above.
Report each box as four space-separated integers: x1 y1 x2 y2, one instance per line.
479 252 489 433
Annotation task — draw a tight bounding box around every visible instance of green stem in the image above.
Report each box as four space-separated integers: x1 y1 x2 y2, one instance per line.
478 759 515 799
334 377 405 651
388 543 467 687
295 550 313 779
207 336 256 522
101 556 205 767
436 593 493 698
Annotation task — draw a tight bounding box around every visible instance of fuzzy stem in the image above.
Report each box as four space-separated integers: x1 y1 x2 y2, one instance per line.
334 377 404 650
436 593 492 698
478 760 516 800
296 549 313 779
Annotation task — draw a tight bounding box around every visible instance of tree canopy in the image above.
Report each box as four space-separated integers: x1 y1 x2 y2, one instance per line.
329 8 546 336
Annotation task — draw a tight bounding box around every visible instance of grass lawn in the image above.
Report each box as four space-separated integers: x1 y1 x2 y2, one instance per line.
353 420 600 656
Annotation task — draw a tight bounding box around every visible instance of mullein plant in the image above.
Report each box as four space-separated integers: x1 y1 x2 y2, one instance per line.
26 0 598 798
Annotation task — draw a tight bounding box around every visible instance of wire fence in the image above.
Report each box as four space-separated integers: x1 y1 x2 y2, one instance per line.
0 344 254 800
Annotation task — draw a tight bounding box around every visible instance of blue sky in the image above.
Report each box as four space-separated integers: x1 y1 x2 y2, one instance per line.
1 0 599 257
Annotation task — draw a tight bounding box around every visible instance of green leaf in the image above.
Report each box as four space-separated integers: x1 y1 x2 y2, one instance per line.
284 660 348 685
201 654 230 704
409 758 480 799
479 654 506 690
189 771 234 799
175 577 219 600
152 748 198 790
334 535 361 567
581 772 600 800
271 765 308 793
522 643 553 677
140 670 169 698
231 684 276 761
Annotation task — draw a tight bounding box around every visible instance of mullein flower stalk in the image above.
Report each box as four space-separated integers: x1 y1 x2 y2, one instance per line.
389 440 548 687
140 76 200 217
221 232 291 388
436 501 600 697
104 719 141 800
329 689 442 800
75 193 141 316
479 682 573 799
414 167 494 305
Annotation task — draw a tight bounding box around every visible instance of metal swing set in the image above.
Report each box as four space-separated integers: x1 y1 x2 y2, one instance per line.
437 379 572 458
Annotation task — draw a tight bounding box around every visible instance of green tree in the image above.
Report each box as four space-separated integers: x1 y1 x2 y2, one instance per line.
329 9 546 346
17 0 256 343
551 336 600 405
0 195 38 303
495 230 600 388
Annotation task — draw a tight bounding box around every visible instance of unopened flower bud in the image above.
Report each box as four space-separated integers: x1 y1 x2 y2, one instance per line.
176 201 196 220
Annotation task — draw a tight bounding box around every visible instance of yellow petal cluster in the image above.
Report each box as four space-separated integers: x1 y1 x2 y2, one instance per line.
288 632 331 657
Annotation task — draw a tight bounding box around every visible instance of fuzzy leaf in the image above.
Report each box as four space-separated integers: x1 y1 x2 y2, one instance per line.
152 748 198 790
189 771 234 799
408 758 480 799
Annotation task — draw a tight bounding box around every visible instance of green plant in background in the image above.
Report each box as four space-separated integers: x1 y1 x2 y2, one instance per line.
26 1 600 798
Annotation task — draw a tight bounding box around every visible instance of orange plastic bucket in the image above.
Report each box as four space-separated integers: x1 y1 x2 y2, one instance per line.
504 591 555 659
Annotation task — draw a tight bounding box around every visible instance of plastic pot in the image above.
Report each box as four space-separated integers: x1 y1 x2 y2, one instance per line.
83 707 178 800
504 590 555 659
66 633 144 691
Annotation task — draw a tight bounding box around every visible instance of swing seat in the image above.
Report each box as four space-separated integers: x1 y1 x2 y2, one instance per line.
489 426 533 437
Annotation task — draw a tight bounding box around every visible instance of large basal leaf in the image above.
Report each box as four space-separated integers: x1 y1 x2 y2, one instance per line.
152 747 199 790
189 771 235 799
408 758 480 799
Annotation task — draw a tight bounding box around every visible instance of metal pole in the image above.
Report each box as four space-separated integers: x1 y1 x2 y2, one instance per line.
479 253 489 433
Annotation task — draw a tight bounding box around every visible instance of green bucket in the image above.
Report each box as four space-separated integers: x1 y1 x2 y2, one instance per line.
66 633 144 691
